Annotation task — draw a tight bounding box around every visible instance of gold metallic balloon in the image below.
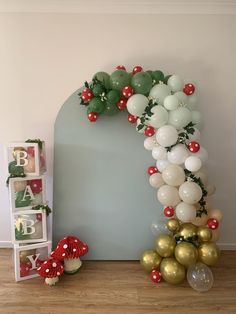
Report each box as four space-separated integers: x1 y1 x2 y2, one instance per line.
197 226 212 242
198 242 220 266
13 147 26 160
160 257 186 284
156 234 176 257
178 223 198 240
175 242 198 268
20 249 36 263
167 219 180 233
140 250 162 273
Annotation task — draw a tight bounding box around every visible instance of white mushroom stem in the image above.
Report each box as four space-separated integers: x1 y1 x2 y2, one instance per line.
64 257 82 273
45 276 59 286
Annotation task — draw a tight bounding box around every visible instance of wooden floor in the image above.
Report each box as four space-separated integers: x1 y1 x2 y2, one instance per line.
0 249 236 314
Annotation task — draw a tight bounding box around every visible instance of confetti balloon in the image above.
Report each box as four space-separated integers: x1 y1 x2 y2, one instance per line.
187 262 214 292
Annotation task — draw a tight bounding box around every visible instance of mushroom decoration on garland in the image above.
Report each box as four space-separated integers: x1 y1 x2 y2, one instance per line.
37 258 64 286
51 236 89 274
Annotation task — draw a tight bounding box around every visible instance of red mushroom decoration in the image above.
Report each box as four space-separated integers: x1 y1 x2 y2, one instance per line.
51 236 89 274
37 258 64 286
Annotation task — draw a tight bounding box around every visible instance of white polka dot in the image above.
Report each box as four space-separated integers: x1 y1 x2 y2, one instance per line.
73 248 76 252
46 269 49 273
52 262 57 267
63 244 68 249
37 267 41 271
57 272 60 276
62 253 66 257
125 86 128 90
74 239 78 242
61 266 63 269
44 261 47 264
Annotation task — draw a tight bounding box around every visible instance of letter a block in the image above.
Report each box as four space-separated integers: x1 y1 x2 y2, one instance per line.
14 241 52 281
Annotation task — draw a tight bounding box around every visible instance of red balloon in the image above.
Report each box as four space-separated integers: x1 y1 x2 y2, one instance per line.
144 126 155 137
150 270 162 283
207 218 219 230
147 166 158 175
117 98 127 110
164 206 175 217
183 83 195 95
116 65 126 71
188 141 200 153
81 88 94 103
27 179 42 194
122 85 134 99
27 146 35 157
20 262 30 277
88 112 98 122
36 213 42 221
127 114 138 124
132 66 143 75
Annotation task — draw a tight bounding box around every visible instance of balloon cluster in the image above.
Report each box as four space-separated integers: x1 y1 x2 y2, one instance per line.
80 65 222 291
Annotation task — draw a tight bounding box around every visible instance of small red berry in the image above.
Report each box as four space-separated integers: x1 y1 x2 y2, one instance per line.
122 85 134 99
144 126 155 137
81 88 94 103
88 112 98 122
132 66 143 75
150 270 162 283
183 83 195 95
207 218 219 230
164 206 175 218
128 114 138 124
117 98 127 110
116 65 126 71
147 166 158 175
188 141 200 153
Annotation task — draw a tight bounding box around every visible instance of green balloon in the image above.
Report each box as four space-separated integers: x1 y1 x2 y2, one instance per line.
93 72 110 89
151 70 165 84
8 161 24 175
88 98 106 114
15 227 29 240
15 190 32 208
103 102 120 116
106 90 120 105
92 83 106 97
164 75 172 84
110 70 130 91
131 72 152 94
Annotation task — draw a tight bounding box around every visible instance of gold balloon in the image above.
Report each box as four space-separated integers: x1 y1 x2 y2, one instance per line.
198 242 220 266
167 219 180 233
175 242 198 267
178 223 198 240
13 147 26 160
14 180 27 192
197 226 212 242
156 234 176 257
160 257 185 284
140 250 162 272
23 155 36 173
20 249 36 263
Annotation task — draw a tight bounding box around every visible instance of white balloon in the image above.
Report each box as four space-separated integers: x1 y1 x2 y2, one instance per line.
175 91 188 104
126 94 149 117
179 181 202 204
144 136 156 150
163 95 179 111
162 164 186 186
188 127 201 141
187 93 198 110
185 156 202 172
157 185 181 207
152 146 167 160
149 173 165 188
168 107 192 130
191 110 202 129
191 147 208 164
167 144 189 165
149 84 171 105
149 106 169 128
167 75 184 92
176 202 197 222
156 125 178 147
156 159 170 173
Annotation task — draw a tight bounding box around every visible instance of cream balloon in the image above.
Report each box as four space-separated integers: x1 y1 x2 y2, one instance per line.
174 91 188 104
168 107 192 130
156 125 178 147
157 185 181 207
187 93 198 110
163 95 179 111
167 144 189 165
185 156 202 172
191 212 209 226
179 182 202 204
149 106 169 128
149 173 165 189
152 146 167 160
176 202 197 222
156 159 170 172
149 84 171 105
211 229 220 242
144 136 156 151
208 208 223 221
162 164 186 187
126 94 149 117
206 184 216 196
167 75 184 92
194 170 208 185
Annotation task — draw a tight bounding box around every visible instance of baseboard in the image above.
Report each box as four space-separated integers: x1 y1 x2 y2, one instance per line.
218 243 236 250
0 241 13 248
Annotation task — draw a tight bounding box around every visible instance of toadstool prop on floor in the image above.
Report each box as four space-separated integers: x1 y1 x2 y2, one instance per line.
37 258 64 286
51 236 89 274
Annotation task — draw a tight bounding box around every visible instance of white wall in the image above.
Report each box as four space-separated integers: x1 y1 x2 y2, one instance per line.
0 4 236 248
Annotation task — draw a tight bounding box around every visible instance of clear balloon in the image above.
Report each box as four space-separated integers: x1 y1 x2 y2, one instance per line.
156 159 170 173
163 95 179 111
150 219 171 236
149 84 171 105
179 182 202 204
185 156 202 172
149 106 169 128
176 202 197 222
149 173 165 188
152 146 167 160
187 262 214 292
167 75 184 92
156 125 178 147
168 107 192 130
126 94 149 117
167 144 189 165
144 136 156 150
187 93 198 110
157 185 181 207
191 110 202 129
162 164 186 187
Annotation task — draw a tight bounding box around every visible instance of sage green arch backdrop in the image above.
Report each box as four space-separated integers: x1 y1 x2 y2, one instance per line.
54 88 162 260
